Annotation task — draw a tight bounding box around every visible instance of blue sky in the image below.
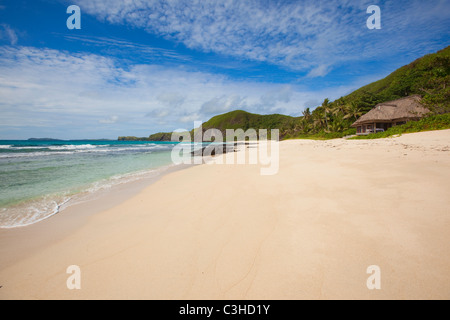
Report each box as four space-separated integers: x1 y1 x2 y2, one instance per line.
0 0 449 139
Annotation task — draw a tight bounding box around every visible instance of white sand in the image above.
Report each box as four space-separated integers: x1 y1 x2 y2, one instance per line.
1 130 449 300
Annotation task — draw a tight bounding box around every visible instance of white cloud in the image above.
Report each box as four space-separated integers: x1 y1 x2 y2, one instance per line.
0 24 18 45
262 86 293 105
147 109 170 119
307 65 330 78
99 115 119 124
73 0 450 76
178 113 201 123
62 34 192 63
200 95 245 115
157 92 186 109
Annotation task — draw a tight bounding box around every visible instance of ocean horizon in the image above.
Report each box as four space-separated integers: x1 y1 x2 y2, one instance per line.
0 139 179 228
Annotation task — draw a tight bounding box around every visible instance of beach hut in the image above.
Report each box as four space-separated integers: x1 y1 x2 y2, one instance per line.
351 95 430 135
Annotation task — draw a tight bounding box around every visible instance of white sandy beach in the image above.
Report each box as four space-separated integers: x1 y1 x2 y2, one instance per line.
0 130 449 300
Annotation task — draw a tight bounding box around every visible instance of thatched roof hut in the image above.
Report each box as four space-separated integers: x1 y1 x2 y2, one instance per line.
352 95 430 134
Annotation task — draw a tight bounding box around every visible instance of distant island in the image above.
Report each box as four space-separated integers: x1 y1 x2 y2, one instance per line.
28 138 114 141
119 132 177 142
28 138 63 141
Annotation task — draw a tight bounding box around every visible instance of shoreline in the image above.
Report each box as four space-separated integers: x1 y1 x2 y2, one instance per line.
0 141 179 229
0 130 449 299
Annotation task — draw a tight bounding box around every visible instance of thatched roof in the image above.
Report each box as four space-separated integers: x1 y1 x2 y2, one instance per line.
352 95 430 127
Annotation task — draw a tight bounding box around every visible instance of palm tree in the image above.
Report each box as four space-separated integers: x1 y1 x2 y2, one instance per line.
302 107 312 123
330 115 346 132
332 101 346 117
312 109 325 132
322 98 331 131
344 102 364 122
302 108 311 120
288 121 297 135
300 118 312 134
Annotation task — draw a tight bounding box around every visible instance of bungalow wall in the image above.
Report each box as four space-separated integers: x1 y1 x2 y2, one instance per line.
356 120 409 135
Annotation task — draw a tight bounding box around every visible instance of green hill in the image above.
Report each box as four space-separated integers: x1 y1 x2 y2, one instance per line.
200 110 299 139
341 46 450 114
148 132 173 141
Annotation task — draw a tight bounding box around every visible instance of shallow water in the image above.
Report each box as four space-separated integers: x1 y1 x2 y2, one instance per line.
0 140 178 228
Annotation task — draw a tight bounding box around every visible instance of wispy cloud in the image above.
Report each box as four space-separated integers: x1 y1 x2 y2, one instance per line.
200 95 245 115
307 65 330 78
62 34 192 63
72 0 450 76
0 24 18 45
99 115 119 124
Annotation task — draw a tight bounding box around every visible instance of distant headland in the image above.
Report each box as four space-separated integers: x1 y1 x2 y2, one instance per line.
27 138 114 141
28 138 63 141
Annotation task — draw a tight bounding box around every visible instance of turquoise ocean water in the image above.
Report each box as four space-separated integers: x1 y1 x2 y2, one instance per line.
0 140 178 228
